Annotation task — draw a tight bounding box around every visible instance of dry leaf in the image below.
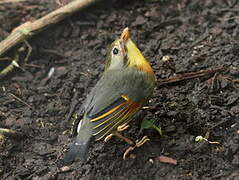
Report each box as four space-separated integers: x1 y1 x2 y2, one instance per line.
158 155 177 165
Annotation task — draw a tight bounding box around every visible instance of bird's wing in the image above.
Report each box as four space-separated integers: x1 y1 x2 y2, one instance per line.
89 94 141 140
81 68 153 141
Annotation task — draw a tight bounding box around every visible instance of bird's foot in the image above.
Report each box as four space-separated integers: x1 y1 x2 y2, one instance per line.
104 131 134 145
104 123 130 142
123 136 150 160
104 133 114 142
117 123 130 132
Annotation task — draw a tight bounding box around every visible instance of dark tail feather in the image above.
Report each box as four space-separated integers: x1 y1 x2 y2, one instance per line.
64 136 91 163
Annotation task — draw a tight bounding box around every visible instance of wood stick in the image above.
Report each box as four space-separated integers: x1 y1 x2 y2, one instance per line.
0 128 24 139
0 0 27 4
158 67 226 86
0 0 100 57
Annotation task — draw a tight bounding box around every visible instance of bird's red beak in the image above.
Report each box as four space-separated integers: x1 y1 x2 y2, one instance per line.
120 27 130 56
120 27 130 43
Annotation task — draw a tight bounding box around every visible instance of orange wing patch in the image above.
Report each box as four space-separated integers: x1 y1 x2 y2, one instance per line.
90 95 141 141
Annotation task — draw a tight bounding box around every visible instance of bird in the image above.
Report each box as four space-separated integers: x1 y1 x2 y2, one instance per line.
64 27 155 163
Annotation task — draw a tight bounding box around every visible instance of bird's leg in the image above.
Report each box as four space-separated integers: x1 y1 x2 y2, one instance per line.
103 124 150 159
104 131 134 145
123 136 150 160
113 131 134 145
104 123 130 142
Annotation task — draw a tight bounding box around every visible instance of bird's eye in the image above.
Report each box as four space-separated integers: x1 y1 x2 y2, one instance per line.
113 48 119 55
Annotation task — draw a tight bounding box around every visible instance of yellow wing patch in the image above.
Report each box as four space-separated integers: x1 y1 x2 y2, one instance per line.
90 95 141 141
90 101 128 122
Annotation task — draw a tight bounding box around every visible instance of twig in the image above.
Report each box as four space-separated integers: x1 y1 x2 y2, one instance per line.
0 0 27 4
190 29 209 48
0 41 31 77
153 18 183 30
0 128 24 139
209 118 230 131
9 93 33 109
23 40 32 62
0 56 19 77
232 79 239 90
0 57 12 61
0 0 100 57
158 67 226 86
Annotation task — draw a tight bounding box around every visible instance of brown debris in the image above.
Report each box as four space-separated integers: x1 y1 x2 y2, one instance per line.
157 155 177 165
158 67 226 86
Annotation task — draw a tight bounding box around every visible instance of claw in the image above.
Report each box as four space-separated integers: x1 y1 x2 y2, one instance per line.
123 136 150 160
135 136 150 147
104 124 133 144
103 125 150 160
117 123 130 132
104 133 114 142
123 146 135 160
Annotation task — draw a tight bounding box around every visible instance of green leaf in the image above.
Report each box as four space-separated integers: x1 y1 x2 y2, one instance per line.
141 119 155 129
141 119 163 136
152 124 162 136
195 136 207 143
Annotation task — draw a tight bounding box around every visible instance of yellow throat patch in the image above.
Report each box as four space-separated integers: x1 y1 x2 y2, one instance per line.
126 39 154 76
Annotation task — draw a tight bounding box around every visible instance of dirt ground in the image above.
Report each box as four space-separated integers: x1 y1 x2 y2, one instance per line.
0 0 239 179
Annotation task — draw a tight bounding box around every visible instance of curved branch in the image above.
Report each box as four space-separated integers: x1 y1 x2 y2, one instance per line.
0 0 100 57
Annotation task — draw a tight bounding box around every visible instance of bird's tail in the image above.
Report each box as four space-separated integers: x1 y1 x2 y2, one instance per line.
64 119 93 163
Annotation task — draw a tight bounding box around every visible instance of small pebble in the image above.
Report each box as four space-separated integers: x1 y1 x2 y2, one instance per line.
60 166 71 172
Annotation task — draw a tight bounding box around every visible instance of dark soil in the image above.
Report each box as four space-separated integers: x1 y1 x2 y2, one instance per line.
1 0 239 179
